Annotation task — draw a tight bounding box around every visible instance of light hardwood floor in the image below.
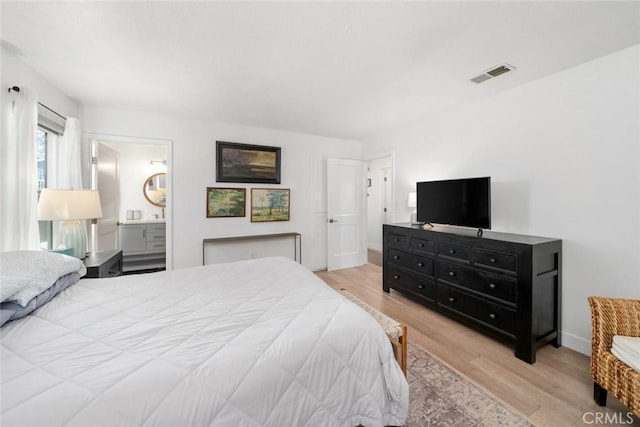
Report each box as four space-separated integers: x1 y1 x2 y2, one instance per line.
316 263 639 427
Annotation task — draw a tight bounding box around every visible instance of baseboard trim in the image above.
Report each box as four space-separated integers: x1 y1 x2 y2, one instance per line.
560 331 591 356
367 244 382 252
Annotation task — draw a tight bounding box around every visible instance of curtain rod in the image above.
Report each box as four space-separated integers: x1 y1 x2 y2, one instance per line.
38 102 67 121
8 86 67 121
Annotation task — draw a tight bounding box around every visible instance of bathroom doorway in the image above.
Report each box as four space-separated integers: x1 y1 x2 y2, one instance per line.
88 134 172 271
366 154 393 265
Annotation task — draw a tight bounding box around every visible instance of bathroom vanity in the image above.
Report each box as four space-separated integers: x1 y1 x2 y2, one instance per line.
118 220 166 272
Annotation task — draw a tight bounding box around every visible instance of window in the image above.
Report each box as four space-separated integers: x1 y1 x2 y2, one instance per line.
37 104 65 250
36 128 47 192
37 126 58 249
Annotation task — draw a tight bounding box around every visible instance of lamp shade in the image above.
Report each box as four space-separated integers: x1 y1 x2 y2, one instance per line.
407 192 417 209
37 189 102 259
37 189 103 221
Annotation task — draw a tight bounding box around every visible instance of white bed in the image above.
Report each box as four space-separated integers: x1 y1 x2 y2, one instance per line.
1 255 408 427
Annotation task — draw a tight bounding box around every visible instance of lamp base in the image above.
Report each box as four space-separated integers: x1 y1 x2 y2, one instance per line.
59 220 87 259
410 212 424 226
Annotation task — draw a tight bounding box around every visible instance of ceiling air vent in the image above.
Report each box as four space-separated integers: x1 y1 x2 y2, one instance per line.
470 63 516 84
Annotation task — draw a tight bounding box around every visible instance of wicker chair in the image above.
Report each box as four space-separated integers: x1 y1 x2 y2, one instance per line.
588 296 640 417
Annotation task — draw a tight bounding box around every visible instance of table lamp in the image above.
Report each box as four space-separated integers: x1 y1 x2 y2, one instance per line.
37 189 103 259
408 191 420 225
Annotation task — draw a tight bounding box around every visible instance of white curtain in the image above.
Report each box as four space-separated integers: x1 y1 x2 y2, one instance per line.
0 88 40 251
52 117 84 249
56 117 83 189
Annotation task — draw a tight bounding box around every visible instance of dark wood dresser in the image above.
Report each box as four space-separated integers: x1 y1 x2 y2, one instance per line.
383 223 562 363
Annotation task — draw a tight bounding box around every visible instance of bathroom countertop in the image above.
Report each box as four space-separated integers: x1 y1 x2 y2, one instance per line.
119 219 166 225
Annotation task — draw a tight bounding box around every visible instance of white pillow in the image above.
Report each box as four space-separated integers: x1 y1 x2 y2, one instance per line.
0 250 86 306
612 335 640 373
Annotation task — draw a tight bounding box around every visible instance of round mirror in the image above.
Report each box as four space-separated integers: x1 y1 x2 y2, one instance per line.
143 173 166 207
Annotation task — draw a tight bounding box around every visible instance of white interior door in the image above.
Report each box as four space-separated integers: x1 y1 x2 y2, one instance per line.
327 158 366 271
366 156 393 251
383 166 392 224
93 142 119 251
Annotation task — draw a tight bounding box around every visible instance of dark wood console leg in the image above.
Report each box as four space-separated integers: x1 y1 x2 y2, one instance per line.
383 285 390 293
594 382 607 406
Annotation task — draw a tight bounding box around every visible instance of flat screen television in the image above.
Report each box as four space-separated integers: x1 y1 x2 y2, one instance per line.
416 177 491 229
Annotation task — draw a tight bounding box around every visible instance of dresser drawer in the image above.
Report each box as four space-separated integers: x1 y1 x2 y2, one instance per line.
146 242 166 252
388 248 434 277
385 267 436 302
101 257 123 278
438 286 516 336
387 232 409 249
438 261 516 304
475 249 516 273
147 223 166 233
409 237 434 254
438 242 471 263
147 230 166 241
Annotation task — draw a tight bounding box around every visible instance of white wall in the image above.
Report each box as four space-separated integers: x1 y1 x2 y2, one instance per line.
1 46 79 122
80 106 363 271
363 44 640 355
101 142 168 222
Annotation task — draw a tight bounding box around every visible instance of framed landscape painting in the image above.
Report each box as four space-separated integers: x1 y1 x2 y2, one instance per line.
216 141 281 184
206 187 246 218
251 188 290 222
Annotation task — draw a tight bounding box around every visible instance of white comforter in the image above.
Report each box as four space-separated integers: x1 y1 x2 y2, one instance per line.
1 257 408 427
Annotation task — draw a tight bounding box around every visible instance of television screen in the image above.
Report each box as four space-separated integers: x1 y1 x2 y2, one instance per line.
416 177 491 229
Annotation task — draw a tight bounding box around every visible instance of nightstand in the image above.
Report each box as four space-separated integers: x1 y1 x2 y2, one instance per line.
83 250 123 278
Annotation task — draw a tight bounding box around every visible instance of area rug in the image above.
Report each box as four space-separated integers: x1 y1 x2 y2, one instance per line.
405 342 533 427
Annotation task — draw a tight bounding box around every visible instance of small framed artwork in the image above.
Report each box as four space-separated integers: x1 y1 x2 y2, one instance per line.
216 141 281 184
251 188 290 222
206 187 246 218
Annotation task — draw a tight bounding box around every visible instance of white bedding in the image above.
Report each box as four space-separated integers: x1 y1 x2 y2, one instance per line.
612 335 640 372
1 257 408 426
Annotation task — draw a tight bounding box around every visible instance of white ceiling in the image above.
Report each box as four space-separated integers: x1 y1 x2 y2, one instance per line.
2 1 639 140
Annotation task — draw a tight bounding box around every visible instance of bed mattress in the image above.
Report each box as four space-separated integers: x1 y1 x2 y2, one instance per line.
1 256 408 426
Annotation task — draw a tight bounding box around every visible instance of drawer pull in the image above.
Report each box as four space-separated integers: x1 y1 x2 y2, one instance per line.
395 238 400 242
417 284 424 289
393 275 400 280
490 258 497 263
448 271 456 277
418 243 424 247
489 313 496 320
448 297 455 303
449 249 456 254
488 283 496 290
417 262 424 267
393 255 399 260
